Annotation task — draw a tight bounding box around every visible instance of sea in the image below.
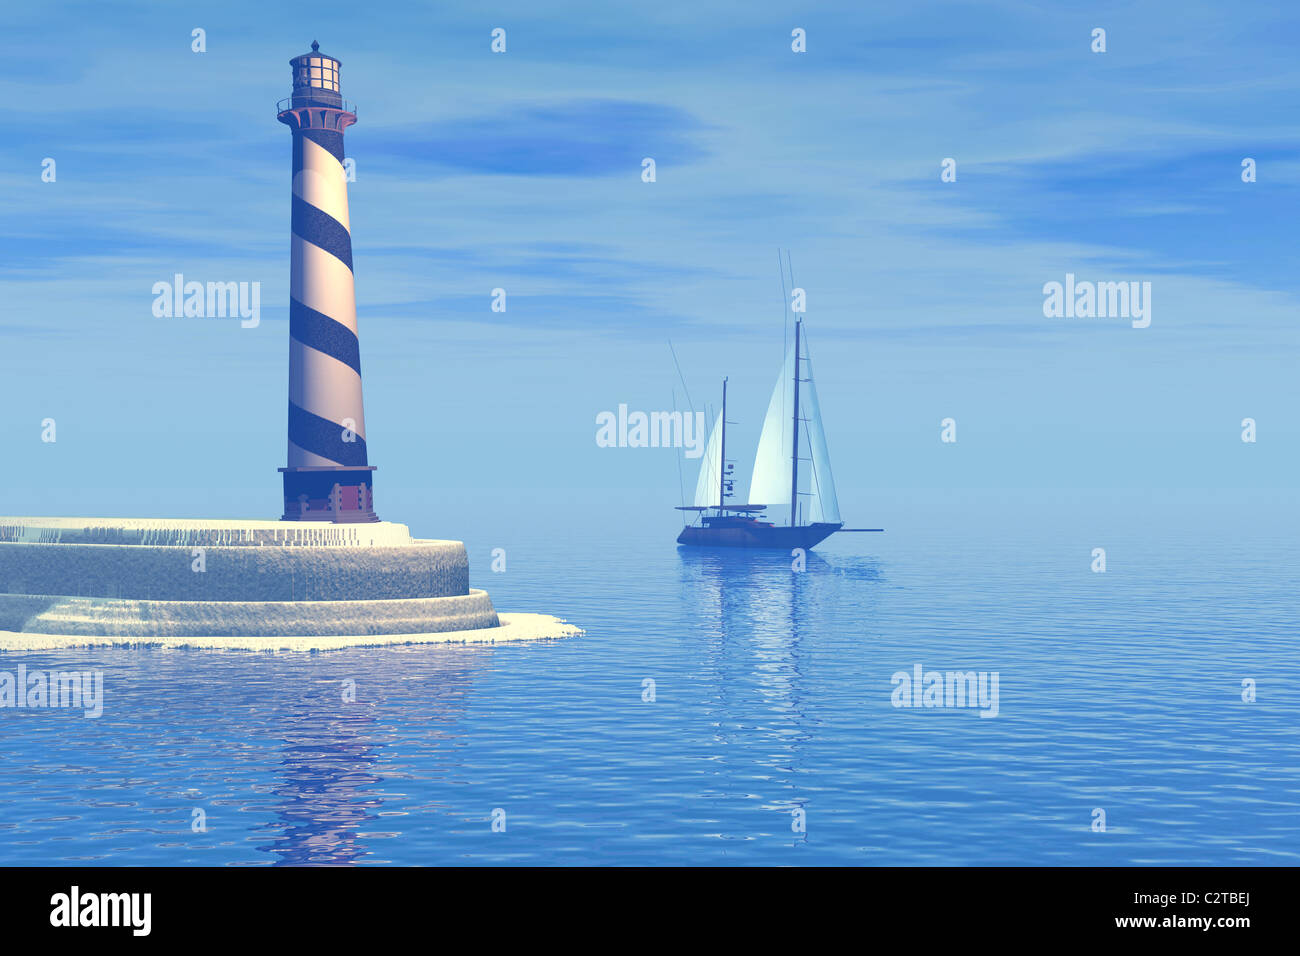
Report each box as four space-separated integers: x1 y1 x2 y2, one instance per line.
1 489 1296 865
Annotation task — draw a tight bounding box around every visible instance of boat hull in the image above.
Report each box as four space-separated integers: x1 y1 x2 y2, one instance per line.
677 521 842 550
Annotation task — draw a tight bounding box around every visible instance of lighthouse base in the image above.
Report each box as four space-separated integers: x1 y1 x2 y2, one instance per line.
0 517 580 650
280 466 379 522
0 612 581 651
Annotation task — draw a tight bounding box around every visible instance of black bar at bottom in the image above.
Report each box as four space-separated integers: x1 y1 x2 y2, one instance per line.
0 866 1280 944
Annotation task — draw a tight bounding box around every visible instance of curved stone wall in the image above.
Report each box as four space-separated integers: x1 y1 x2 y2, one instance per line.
0 541 469 602
0 517 504 642
0 517 421 548
0 590 499 637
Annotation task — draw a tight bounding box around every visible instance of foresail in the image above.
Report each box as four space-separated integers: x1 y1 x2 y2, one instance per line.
692 409 724 508
800 345 841 523
748 348 794 516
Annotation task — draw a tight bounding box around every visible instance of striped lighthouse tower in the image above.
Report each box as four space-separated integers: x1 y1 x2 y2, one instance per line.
276 42 377 522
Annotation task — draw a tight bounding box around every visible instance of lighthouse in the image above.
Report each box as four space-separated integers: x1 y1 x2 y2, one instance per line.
276 42 377 522
0 42 580 653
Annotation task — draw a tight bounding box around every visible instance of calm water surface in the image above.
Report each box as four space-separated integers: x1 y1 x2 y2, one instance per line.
2 496 1297 865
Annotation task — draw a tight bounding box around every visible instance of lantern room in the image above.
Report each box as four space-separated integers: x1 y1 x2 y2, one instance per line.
288 41 343 108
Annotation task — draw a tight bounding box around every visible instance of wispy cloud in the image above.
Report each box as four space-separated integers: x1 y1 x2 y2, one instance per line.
364 99 711 177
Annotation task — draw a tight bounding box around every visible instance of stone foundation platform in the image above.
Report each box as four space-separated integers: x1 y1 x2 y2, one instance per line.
0 517 579 649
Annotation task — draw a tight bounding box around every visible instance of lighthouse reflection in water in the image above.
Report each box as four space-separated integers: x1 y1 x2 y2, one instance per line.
252 647 487 865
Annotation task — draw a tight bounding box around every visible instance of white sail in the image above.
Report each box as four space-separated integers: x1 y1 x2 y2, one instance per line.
692 409 724 508
800 344 840 523
748 348 795 517
747 331 840 525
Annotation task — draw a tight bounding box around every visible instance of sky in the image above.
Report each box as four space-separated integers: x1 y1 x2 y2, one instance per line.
1 0 1296 538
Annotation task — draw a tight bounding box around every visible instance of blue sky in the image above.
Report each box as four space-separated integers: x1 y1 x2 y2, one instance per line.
1 1 1296 536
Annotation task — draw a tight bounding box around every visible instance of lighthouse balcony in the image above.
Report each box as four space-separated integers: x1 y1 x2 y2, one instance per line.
276 97 356 132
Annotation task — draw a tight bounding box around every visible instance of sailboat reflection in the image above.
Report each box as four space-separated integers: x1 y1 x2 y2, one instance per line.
677 546 883 842
675 548 822 839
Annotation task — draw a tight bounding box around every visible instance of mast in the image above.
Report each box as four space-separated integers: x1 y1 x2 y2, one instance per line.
719 377 727 510
790 319 801 527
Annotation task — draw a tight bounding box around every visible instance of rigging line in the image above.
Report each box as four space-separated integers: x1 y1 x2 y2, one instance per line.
673 386 686 509
667 339 695 416
779 248 789 362
805 422 823 517
710 400 722 504
778 249 789 454
801 332 824 517
699 400 714 508
787 251 799 517
668 338 706 507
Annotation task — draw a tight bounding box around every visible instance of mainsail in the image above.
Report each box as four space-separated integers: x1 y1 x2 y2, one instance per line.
747 330 840 525
692 409 724 508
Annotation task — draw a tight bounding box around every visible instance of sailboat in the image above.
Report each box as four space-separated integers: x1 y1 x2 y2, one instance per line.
676 318 882 549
